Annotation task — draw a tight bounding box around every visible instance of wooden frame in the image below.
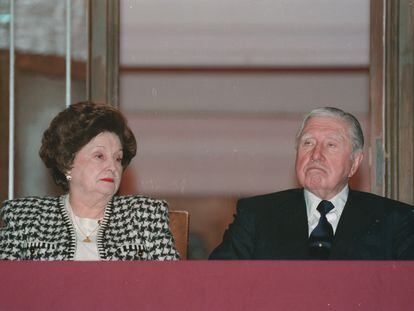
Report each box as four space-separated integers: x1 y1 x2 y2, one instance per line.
386 0 414 204
87 0 119 107
370 0 414 204
369 0 385 197
0 50 9 202
169 210 190 260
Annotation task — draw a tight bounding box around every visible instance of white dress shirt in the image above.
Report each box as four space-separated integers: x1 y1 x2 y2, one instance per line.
305 185 349 236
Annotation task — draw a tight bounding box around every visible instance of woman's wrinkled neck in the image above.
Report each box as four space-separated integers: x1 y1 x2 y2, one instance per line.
67 191 111 219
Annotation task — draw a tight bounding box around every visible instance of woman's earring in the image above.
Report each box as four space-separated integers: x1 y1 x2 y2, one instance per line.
66 174 72 181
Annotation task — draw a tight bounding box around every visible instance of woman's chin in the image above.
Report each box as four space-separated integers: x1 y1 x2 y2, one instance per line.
97 184 118 196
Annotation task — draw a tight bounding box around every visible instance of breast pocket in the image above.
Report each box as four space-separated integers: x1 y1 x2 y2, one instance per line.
26 241 58 260
115 243 150 260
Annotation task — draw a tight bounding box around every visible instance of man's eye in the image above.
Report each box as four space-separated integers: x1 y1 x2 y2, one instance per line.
327 142 337 148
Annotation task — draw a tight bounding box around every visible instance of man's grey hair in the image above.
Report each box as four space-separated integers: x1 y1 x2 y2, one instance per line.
295 107 364 154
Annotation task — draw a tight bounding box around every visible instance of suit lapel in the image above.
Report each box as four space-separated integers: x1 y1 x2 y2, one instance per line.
268 190 309 259
330 190 376 258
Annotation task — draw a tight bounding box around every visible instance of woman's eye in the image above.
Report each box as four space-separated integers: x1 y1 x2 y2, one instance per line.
116 157 122 162
95 153 104 159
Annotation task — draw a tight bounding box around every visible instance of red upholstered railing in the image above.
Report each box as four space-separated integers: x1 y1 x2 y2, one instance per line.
0 261 413 310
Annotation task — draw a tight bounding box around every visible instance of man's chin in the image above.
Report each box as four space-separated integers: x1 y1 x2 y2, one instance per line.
305 176 326 190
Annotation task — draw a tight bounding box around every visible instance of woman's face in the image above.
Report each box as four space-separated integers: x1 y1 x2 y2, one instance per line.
69 132 123 199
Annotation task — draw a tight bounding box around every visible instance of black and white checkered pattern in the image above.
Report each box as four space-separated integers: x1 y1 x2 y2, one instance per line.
0 195 180 260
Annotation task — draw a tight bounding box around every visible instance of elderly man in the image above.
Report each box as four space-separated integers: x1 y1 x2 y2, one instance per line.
210 107 414 260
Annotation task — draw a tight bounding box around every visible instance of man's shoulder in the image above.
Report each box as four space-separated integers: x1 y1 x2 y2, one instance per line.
240 188 302 202
349 190 414 211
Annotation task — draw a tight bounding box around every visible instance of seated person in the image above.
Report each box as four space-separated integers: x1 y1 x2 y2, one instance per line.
0 101 179 260
210 107 414 260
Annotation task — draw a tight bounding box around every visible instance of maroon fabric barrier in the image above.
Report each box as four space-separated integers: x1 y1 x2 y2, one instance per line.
0 261 413 310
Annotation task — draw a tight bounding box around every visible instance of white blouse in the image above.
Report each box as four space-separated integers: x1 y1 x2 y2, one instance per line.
65 195 101 261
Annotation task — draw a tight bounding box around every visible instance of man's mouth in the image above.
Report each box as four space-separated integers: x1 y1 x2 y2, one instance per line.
101 178 115 183
306 166 326 173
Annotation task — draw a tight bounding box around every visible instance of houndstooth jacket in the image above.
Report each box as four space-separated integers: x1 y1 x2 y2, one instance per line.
0 195 180 260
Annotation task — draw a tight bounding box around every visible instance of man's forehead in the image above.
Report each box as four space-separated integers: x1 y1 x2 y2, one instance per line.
300 117 349 138
300 131 346 141
304 116 347 130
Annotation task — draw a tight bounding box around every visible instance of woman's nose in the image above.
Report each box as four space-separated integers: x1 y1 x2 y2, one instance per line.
106 158 117 172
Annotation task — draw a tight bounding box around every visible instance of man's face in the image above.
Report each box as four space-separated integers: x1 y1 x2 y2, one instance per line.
295 116 363 200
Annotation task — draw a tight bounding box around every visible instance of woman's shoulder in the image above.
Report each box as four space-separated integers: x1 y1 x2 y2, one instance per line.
112 195 169 214
3 195 61 205
2 196 62 213
113 195 167 207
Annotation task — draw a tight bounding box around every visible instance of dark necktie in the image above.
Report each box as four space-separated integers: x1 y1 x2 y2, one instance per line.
308 200 335 260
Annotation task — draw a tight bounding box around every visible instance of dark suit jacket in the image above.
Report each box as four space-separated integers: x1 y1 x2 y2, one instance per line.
209 188 414 260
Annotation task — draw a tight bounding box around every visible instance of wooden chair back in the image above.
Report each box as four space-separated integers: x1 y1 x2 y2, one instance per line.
169 210 190 260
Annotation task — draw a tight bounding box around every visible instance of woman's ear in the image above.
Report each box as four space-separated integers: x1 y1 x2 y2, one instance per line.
65 171 72 181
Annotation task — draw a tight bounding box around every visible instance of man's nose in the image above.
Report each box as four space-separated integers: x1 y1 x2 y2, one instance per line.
311 144 323 161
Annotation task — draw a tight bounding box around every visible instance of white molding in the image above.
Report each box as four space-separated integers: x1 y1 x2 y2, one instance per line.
120 72 369 114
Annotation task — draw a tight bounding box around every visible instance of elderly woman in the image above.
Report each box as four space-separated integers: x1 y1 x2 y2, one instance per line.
0 101 179 260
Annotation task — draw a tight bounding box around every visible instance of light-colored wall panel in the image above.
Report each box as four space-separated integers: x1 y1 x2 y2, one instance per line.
120 0 369 66
120 71 370 196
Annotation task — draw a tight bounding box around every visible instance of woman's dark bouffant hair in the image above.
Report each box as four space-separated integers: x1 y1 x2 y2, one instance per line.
39 101 137 191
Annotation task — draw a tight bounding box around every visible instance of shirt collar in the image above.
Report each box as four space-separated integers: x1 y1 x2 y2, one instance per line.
304 185 349 217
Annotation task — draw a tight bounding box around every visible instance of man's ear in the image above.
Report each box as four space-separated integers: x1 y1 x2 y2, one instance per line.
348 151 364 178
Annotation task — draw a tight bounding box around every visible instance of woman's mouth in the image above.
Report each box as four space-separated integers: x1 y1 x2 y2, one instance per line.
101 178 115 183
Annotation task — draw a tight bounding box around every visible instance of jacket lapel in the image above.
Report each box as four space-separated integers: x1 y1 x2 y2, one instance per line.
330 190 377 258
267 190 309 259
